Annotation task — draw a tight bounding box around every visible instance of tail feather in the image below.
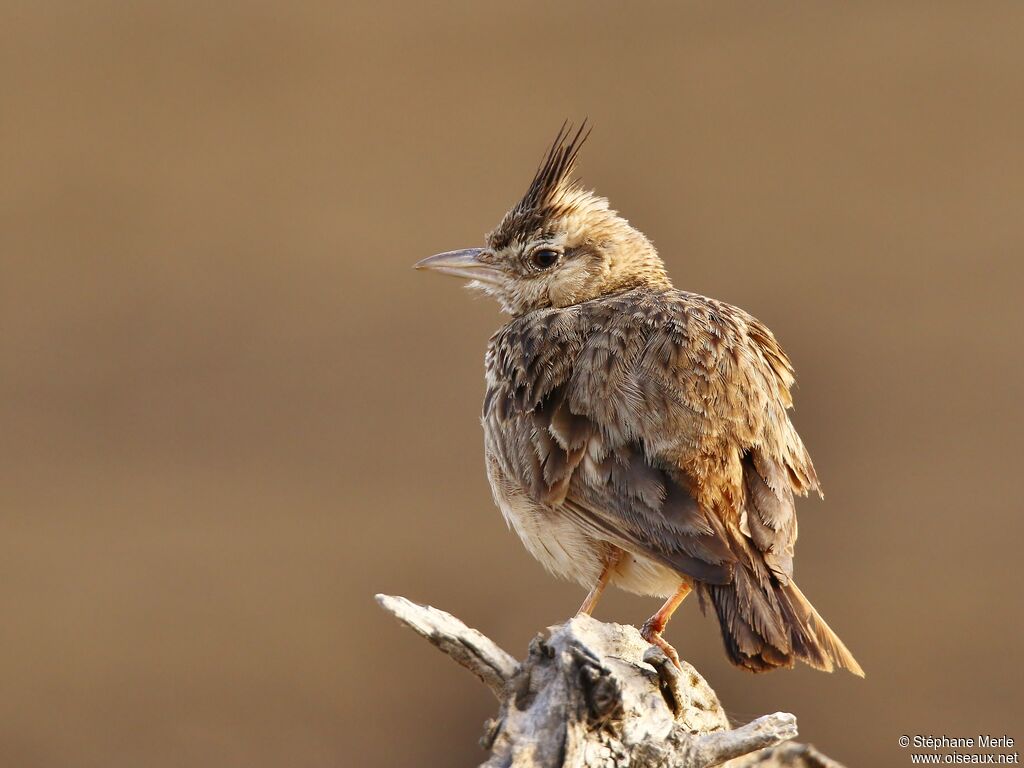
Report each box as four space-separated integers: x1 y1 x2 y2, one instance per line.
781 580 864 676
700 576 864 676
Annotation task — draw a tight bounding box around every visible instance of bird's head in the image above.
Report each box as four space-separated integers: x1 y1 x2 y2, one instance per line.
416 124 671 316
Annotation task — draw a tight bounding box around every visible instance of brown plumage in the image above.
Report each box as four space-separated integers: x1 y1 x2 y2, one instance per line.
416 124 863 676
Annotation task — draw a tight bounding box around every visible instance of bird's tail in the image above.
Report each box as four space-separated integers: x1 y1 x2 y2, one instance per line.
699 572 864 676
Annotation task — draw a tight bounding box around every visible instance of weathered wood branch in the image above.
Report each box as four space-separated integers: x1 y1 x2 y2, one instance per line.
376 594 845 768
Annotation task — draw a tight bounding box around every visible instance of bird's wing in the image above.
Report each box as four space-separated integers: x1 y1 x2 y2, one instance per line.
485 299 734 585
535 385 737 584
484 289 816 586
740 448 799 583
608 290 815 584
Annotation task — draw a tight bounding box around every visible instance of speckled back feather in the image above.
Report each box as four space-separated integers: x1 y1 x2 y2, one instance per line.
483 287 861 675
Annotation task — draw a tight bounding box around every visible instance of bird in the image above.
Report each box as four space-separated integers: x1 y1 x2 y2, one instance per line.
415 123 863 676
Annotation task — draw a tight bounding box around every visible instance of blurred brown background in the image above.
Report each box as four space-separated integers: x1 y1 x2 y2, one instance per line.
2 2 1022 766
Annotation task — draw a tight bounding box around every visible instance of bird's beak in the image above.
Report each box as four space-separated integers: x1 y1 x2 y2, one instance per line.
414 248 503 286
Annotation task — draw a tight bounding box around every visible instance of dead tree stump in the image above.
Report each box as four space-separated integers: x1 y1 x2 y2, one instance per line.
376 594 844 768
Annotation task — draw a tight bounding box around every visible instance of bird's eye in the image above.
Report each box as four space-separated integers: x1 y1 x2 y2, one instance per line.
530 248 560 270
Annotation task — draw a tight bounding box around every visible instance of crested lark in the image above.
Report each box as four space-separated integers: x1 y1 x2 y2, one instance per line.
416 124 862 675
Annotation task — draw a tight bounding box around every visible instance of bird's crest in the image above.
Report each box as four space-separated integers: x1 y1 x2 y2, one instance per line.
489 121 594 249
515 121 591 217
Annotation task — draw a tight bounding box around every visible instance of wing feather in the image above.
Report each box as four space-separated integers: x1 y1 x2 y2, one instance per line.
484 288 815 590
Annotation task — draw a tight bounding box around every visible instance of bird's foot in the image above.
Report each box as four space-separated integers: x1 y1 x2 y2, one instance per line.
576 589 600 617
640 619 682 670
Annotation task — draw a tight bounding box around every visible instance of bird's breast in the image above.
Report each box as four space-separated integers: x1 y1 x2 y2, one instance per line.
483 445 684 598
484 449 605 587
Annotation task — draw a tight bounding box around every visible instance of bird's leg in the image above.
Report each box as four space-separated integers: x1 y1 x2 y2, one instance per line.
577 548 624 617
640 582 692 669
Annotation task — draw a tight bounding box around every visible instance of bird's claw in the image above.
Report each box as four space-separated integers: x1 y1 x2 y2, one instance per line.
640 620 682 670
